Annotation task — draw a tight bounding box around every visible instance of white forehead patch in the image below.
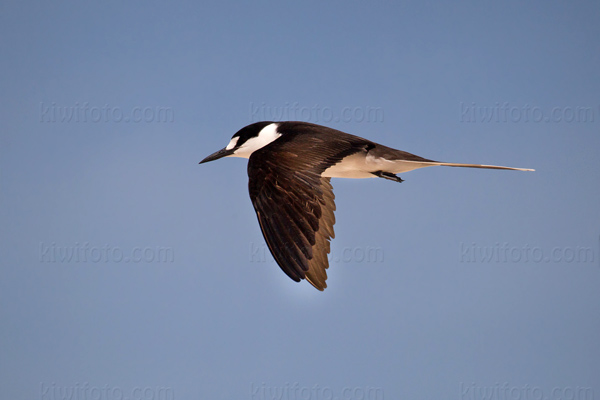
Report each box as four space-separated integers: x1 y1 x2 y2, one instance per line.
225 136 239 150
230 123 282 159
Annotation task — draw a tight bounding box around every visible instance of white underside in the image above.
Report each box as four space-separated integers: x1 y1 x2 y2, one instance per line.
322 154 435 178
322 153 534 179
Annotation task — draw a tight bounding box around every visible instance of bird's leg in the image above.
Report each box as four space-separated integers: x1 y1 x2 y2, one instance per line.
372 170 404 183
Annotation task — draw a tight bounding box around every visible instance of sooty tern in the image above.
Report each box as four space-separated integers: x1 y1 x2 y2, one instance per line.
200 121 533 291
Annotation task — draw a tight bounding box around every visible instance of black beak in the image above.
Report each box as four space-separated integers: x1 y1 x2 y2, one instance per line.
199 147 234 164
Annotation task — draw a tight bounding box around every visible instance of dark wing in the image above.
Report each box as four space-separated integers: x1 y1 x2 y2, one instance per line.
247 122 371 290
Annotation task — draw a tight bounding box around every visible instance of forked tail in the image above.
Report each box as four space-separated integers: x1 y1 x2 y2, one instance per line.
432 162 534 172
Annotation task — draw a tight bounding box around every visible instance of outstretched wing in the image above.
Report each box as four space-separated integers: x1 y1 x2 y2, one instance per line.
249 172 335 290
247 123 370 290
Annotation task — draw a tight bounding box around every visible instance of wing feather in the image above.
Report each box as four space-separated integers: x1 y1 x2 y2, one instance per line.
247 122 371 290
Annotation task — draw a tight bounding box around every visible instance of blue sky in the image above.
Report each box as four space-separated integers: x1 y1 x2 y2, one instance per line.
1 1 599 399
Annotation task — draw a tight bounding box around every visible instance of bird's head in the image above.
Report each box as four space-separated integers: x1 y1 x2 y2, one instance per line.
199 121 280 164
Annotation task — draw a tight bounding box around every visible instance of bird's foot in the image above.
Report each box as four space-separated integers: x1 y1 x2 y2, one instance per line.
372 171 404 183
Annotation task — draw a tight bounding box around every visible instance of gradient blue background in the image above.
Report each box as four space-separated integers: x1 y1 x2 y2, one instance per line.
1 1 599 399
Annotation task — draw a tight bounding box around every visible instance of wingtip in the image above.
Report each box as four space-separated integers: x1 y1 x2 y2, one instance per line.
306 277 327 291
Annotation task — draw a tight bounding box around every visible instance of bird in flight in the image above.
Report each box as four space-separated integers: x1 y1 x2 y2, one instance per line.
200 121 533 290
